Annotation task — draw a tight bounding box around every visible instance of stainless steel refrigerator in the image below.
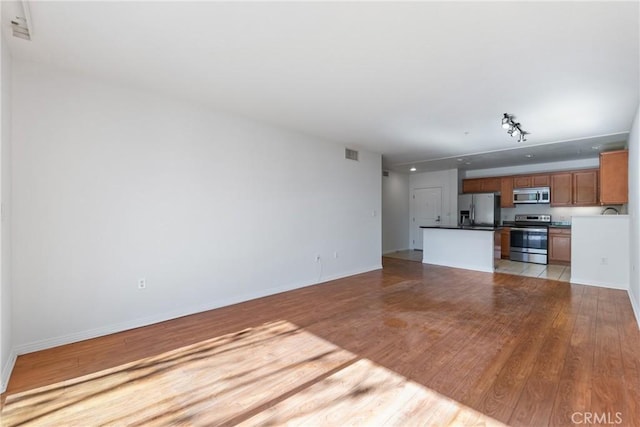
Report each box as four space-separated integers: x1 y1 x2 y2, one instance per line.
458 193 501 226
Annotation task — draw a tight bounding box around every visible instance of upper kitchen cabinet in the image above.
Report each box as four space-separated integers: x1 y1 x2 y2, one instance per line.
500 177 514 208
573 170 599 206
550 173 572 206
513 174 550 188
599 150 628 204
551 169 598 207
462 177 501 193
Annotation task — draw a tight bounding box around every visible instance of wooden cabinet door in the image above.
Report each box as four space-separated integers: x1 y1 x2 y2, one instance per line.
482 177 501 192
599 150 628 204
549 231 571 264
462 179 483 193
501 228 510 258
573 170 598 206
513 176 531 188
463 177 501 193
532 175 550 187
551 173 572 206
500 177 514 208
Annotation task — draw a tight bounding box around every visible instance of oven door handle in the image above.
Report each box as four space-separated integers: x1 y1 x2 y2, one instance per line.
511 227 548 232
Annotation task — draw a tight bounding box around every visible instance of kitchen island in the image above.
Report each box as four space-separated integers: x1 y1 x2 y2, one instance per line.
420 226 501 273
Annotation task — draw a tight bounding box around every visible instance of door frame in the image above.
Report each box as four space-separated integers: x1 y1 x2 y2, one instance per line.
411 186 443 250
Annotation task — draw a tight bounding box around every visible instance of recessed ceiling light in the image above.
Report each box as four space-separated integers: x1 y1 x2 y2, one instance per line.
592 145 601 150
409 167 417 172
525 154 534 158
465 162 472 165
457 158 464 162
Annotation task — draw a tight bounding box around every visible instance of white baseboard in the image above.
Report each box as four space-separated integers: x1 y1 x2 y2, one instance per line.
1 349 17 393
570 277 628 291
629 289 640 330
13 264 382 356
318 264 382 284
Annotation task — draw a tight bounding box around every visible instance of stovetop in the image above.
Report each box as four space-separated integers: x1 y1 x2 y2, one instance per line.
512 213 551 228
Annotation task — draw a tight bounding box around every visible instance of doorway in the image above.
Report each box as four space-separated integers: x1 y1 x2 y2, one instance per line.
411 187 442 250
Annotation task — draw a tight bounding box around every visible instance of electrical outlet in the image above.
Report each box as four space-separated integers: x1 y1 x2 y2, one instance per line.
138 278 146 289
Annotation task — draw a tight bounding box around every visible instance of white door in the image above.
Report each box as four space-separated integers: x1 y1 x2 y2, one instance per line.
412 187 442 250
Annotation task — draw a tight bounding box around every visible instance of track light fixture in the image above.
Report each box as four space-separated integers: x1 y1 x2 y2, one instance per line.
501 113 511 129
501 113 527 142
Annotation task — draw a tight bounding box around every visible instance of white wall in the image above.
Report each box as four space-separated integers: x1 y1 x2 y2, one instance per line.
0 25 14 392
410 169 458 226
571 216 629 290
11 60 382 353
627 105 640 327
382 171 409 253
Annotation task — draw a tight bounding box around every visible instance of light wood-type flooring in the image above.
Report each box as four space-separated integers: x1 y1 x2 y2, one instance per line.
385 250 571 282
2 258 639 426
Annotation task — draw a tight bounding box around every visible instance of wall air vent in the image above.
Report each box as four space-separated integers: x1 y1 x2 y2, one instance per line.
11 1 32 41
382 170 390 177
345 148 359 161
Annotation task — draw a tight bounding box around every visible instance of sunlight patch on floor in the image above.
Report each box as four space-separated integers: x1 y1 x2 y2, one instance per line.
2 320 505 426
240 358 506 426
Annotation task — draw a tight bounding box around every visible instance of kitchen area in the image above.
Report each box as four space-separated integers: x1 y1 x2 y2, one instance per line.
405 149 630 288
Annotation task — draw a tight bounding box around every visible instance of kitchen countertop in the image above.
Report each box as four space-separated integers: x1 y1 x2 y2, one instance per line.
501 221 571 229
419 225 501 231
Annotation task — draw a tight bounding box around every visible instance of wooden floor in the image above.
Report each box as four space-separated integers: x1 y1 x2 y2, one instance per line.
2 258 639 426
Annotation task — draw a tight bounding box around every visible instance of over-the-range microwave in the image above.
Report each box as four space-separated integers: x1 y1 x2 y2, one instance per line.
513 187 550 204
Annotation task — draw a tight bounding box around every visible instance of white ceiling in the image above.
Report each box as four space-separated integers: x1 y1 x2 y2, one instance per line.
3 1 638 172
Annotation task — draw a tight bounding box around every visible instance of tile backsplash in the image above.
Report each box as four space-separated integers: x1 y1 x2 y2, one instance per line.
501 204 626 224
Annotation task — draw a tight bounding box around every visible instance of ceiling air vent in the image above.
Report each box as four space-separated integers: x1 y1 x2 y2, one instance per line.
382 170 390 177
345 148 359 161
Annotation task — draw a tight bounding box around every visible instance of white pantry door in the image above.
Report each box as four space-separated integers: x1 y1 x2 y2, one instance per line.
412 187 442 250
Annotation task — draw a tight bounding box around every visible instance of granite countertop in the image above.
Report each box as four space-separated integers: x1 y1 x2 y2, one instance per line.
420 225 501 231
501 221 571 229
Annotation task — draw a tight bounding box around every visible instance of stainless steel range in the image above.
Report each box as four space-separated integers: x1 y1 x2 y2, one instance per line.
510 214 551 264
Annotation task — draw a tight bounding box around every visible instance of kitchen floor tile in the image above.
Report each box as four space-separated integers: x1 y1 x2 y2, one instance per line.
493 260 570 282
384 250 423 262
495 260 528 274
521 264 546 277
537 265 564 280
559 268 571 282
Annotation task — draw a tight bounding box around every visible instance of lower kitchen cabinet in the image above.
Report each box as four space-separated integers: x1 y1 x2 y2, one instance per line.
549 228 571 264
501 227 510 259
